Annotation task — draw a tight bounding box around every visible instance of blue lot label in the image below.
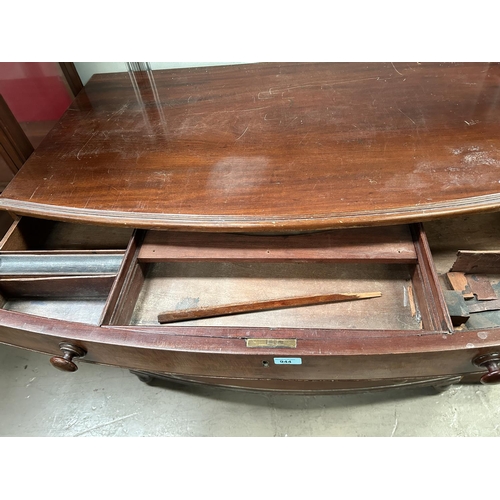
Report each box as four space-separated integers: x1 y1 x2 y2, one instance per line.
274 357 302 365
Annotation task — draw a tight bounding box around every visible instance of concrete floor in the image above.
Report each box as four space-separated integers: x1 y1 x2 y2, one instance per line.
1 342 499 437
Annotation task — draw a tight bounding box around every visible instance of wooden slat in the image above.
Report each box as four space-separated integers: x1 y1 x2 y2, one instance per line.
158 292 382 324
100 231 146 326
410 224 454 333
139 226 417 263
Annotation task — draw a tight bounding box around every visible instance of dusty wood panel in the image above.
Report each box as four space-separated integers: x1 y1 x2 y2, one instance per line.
467 274 497 300
468 299 500 313
2 300 106 325
2 63 500 231
130 261 420 330
139 226 417 263
0 275 114 298
451 251 500 274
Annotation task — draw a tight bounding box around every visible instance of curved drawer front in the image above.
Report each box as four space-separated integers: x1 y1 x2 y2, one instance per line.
1 310 500 383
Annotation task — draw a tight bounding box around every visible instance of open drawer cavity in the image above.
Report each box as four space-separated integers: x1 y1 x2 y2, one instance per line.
425 212 500 331
0 275 114 324
0 216 133 251
101 225 452 334
0 216 134 324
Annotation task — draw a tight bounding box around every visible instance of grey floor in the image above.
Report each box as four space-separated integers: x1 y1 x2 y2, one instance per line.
0 342 499 437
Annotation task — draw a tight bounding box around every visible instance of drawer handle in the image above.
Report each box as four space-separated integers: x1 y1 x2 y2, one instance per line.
473 353 500 385
50 343 86 372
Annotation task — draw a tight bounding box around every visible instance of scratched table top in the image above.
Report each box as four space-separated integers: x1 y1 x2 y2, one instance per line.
1 62 500 231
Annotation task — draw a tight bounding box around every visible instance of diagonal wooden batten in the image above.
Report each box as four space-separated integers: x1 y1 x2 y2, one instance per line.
157 292 382 324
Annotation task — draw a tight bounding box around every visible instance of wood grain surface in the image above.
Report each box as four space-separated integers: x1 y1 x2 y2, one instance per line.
157 292 382 324
1 62 500 231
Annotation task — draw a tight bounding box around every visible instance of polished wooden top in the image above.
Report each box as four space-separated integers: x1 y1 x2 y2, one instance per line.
1 62 500 231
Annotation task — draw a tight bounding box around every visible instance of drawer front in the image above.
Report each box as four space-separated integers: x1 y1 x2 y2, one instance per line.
1 311 499 382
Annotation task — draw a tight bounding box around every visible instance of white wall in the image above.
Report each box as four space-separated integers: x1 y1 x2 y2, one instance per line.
75 62 251 85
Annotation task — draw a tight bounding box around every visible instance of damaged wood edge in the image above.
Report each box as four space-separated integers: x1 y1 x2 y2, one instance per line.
450 250 500 274
407 283 417 317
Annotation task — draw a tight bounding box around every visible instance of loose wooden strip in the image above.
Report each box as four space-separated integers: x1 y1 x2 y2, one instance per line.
407 283 416 317
139 226 417 263
468 299 500 314
445 272 474 299
466 275 497 301
450 250 500 274
158 292 382 324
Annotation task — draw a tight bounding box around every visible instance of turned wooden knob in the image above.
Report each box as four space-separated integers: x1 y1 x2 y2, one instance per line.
50 343 86 372
473 353 500 385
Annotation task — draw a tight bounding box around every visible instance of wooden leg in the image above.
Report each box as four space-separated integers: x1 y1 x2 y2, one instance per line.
130 370 155 385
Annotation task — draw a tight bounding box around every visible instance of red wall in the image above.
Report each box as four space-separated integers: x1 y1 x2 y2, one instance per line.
0 62 73 122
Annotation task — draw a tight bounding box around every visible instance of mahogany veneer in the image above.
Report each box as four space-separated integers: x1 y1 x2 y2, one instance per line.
1 63 500 231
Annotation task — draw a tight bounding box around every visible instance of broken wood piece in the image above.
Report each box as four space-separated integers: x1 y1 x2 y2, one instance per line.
407 283 416 317
450 250 500 274
466 275 497 301
443 290 470 326
157 292 382 324
445 272 474 299
467 299 500 314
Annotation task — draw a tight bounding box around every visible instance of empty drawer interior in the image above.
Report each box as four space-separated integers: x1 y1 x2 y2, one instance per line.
0 275 114 324
127 261 423 329
102 225 448 332
0 217 133 251
425 212 500 330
